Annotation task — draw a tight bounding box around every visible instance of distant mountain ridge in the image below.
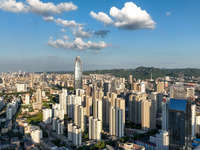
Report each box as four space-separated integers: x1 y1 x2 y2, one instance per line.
42 67 200 79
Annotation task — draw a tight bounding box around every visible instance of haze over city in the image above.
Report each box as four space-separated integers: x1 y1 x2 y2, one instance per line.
0 0 200 72
1 1 200 150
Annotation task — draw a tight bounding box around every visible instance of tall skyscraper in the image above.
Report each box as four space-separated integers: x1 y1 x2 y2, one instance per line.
168 99 193 150
74 56 83 92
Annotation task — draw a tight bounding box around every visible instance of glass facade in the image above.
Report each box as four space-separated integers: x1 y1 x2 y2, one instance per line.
169 99 192 150
74 56 83 92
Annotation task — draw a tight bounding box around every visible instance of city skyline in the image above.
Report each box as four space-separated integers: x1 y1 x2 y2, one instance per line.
0 0 200 72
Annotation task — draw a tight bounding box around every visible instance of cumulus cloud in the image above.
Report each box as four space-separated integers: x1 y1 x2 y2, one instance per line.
0 0 77 16
94 30 110 38
43 16 54 22
0 0 28 13
48 36 111 50
90 2 156 30
54 18 82 28
73 27 91 38
166 12 171 16
42 17 82 28
26 0 77 16
90 11 113 26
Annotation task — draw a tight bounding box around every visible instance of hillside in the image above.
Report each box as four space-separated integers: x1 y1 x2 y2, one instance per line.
44 67 200 80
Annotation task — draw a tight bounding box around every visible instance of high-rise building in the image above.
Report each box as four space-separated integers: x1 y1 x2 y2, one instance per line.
89 117 102 141
162 101 169 131
74 56 83 92
141 81 146 93
109 107 124 137
43 109 52 124
17 83 28 92
191 104 196 138
157 81 165 93
115 98 125 125
111 92 117 107
187 87 195 98
68 95 81 119
130 82 138 91
103 82 110 96
86 96 92 117
55 118 64 135
156 130 169 150
141 100 156 131
168 99 193 150
76 89 85 97
93 99 102 124
102 96 111 125
59 89 68 114
6 104 13 120
25 93 30 104
27 125 43 144
36 88 42 103
196 116 200 135
74 105 86 132
86 84 93 96
128 75 133 83
129 93 146 124
33 88 43 110
68 123 82 146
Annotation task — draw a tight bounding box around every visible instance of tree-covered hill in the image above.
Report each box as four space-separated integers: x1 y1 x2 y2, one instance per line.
43 67 200 80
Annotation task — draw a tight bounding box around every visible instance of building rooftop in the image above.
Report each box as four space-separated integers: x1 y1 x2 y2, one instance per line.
169 99 187 112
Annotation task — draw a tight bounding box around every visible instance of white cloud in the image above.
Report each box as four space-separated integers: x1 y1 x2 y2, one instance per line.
166 12 171 16
63 35 69 40
61 28 66 32
54 18 82 28
42 17 82 28
90 11 113 26
73 27 91 38
0 0 28 13
48 36 111 50
26 0 77 16
0 0 77 16
43 16 54 22
90 2 156 30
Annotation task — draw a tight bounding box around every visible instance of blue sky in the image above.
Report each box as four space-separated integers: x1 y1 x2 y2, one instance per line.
0 0 199 72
